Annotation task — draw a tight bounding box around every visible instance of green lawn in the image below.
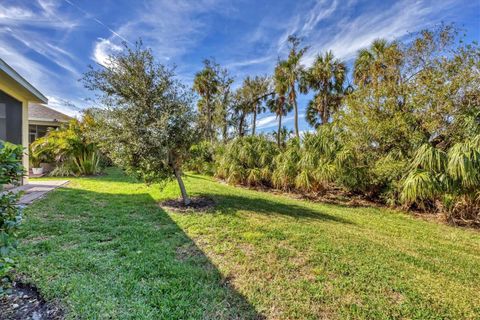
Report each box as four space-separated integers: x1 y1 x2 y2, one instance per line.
17 168 480 319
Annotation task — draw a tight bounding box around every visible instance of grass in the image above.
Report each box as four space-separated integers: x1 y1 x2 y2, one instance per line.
16 168 480 319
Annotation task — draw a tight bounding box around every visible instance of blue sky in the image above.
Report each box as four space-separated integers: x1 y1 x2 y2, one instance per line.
1 0 479 133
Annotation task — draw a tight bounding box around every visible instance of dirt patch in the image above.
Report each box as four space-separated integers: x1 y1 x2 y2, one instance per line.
0 280 64 320
160 196 215 213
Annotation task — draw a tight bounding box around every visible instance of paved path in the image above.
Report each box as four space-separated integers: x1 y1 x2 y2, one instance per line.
8 180 69 205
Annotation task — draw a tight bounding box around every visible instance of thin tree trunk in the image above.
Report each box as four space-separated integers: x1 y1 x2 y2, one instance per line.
239 112 245 137
206 97 214 144
222 122 228 142
252 106 257 136
293 97 299 139
277 113 282 147
173 165 190 206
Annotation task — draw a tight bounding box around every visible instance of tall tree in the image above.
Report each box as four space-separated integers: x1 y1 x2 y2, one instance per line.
302 51 346 127
83 42 197 205
353 39 402 87
278 35 308 139
214 67 234 142
243 76 271 136
193 59 220 143
269 64 293 146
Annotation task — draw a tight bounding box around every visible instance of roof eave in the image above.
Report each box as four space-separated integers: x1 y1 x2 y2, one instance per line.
0 59 48 104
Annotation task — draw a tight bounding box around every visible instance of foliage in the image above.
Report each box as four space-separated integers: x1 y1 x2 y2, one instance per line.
302 51 347 127
275 35 308 138
216 135 278 186
185 141 216 175
83 42 197 205
401 135 480 225
31 116 102 176
193 59 221 143
0 141 24 293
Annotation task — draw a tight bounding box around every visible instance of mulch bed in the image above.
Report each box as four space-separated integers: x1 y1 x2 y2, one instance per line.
0 280 63 320
160 196 216 213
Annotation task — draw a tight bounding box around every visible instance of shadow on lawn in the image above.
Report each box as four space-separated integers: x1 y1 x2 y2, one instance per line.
206 193 353 225
21 187 264 319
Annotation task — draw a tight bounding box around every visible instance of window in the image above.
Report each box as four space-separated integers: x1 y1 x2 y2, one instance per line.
0 103 5 141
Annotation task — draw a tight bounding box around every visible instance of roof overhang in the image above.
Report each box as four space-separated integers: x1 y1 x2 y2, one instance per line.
0 58 48 104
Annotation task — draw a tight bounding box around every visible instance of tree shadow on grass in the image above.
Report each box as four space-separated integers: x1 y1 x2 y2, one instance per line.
19 187 264 319
203 193 354 225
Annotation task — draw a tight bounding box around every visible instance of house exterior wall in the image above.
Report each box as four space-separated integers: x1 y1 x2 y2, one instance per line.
0 82 30 183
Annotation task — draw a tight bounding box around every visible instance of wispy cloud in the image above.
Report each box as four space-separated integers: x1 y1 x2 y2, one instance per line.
92 38 122 66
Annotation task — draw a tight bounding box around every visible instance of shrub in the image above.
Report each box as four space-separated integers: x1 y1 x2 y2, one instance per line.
401 135 480 225
0 141 24 293
216 136 278 186
31 115 102 176
185 141 216 175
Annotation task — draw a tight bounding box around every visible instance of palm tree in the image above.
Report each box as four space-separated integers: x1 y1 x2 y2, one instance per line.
193 59 220 143
268 66 292 146
245 76 270 136
278 35 308 139
353 39 402 87
272 126 293 148
302 51 346 127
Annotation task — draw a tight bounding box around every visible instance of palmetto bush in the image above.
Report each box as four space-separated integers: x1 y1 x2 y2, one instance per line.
216 135 278 186
401 135 480 225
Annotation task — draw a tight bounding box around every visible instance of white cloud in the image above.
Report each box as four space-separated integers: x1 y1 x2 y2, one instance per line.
299 0 457 65
256 115 278 129
92 38 122 66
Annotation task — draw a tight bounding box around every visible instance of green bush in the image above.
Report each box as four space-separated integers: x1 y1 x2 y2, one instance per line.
31 114 103 176
216 135 278 186
0 140 24 293
185 141 216 175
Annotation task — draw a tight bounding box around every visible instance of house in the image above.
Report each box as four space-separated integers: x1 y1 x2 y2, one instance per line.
0 58 48 183
29 103 72 143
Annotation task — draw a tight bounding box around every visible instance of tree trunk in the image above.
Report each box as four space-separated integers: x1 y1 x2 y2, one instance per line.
173 165 190 206
239 112 245 137
277 113 282 147
252 106 257 136
222 117 228 142
206 97 214 144
293 95 299 139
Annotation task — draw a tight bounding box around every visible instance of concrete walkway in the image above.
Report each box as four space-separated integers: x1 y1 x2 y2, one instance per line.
9 180 69 205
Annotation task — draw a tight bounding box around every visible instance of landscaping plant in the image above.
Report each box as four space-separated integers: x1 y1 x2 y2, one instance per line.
0 141 24 293
83 42 197 205
31 115 102 176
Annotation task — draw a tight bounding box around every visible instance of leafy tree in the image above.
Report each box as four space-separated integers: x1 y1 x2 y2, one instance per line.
193 59 220 143
302 51 346 127
83 42 197 205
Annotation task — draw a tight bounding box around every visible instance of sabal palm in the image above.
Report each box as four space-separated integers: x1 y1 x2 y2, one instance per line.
193 61 220 142
303 51 346 127
353 39 401 87
243 76 270 136
269 64 293 146
278 36 307 139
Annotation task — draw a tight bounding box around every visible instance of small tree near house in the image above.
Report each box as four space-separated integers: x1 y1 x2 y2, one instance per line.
83 42 197 205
